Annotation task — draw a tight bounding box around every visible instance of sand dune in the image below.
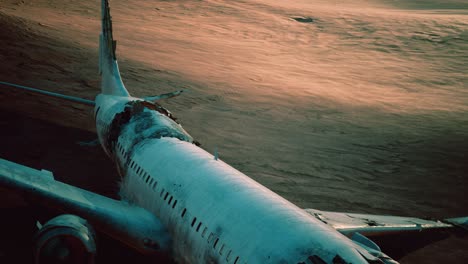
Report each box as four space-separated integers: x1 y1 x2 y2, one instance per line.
1 0 467 263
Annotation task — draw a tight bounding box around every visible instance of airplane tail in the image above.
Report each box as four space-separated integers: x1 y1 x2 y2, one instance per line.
99 0 130 96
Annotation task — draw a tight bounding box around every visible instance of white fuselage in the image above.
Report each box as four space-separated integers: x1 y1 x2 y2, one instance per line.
94 94 370 264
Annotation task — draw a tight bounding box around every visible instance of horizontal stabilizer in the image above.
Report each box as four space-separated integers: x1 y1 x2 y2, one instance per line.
144 90 186 102
0 81 95 106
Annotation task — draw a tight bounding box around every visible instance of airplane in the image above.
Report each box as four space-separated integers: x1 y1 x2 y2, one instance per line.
0 0 467 263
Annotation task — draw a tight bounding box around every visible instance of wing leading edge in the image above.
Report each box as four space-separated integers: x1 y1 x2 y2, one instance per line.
0 158 170 254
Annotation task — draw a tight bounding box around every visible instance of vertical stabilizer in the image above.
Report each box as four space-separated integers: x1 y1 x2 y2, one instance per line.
100 0 130 96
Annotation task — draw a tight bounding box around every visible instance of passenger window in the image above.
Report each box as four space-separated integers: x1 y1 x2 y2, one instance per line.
213 238 219 249
130 161 134 168
219 244 224 255
196 222 202 232
191 217 197 227
146 175 151 183
202 227 207 237
168 196 173 205
234 256 239 264
226 250 232 261
208 233 214 243
160 189 165 197
181 208 187 218
164 192 169 200
172 200 177 209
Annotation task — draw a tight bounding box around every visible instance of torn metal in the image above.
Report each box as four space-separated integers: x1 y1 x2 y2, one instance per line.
105 100 193 155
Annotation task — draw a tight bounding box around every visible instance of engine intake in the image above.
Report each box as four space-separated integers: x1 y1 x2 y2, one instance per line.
34 214 96 264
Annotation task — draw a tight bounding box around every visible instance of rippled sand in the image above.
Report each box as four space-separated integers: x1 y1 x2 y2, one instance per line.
1 0 467 263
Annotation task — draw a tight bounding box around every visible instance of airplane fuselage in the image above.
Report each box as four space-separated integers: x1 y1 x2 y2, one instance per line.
94 94 373 264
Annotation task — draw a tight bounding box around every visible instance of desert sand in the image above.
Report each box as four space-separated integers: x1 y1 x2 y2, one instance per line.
0 0 467 263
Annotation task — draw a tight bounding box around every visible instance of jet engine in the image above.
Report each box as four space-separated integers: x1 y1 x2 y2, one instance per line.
33 214 97 264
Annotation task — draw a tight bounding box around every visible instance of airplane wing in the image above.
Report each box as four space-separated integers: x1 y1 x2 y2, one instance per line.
305 208 468 259
304 208 467 236
0 158 170 254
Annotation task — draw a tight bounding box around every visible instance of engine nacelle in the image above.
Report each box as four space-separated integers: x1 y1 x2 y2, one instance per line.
34 214 97 264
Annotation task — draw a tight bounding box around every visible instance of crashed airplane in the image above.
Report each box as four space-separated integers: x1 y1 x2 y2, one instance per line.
0 0 467 263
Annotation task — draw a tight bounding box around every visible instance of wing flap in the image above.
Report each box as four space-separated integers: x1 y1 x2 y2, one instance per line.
0 158 170 253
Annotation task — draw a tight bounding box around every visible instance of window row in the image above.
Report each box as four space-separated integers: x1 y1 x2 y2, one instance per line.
116 141 129 160
121 143 179 212
118 141 242 264
182 207 241 264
